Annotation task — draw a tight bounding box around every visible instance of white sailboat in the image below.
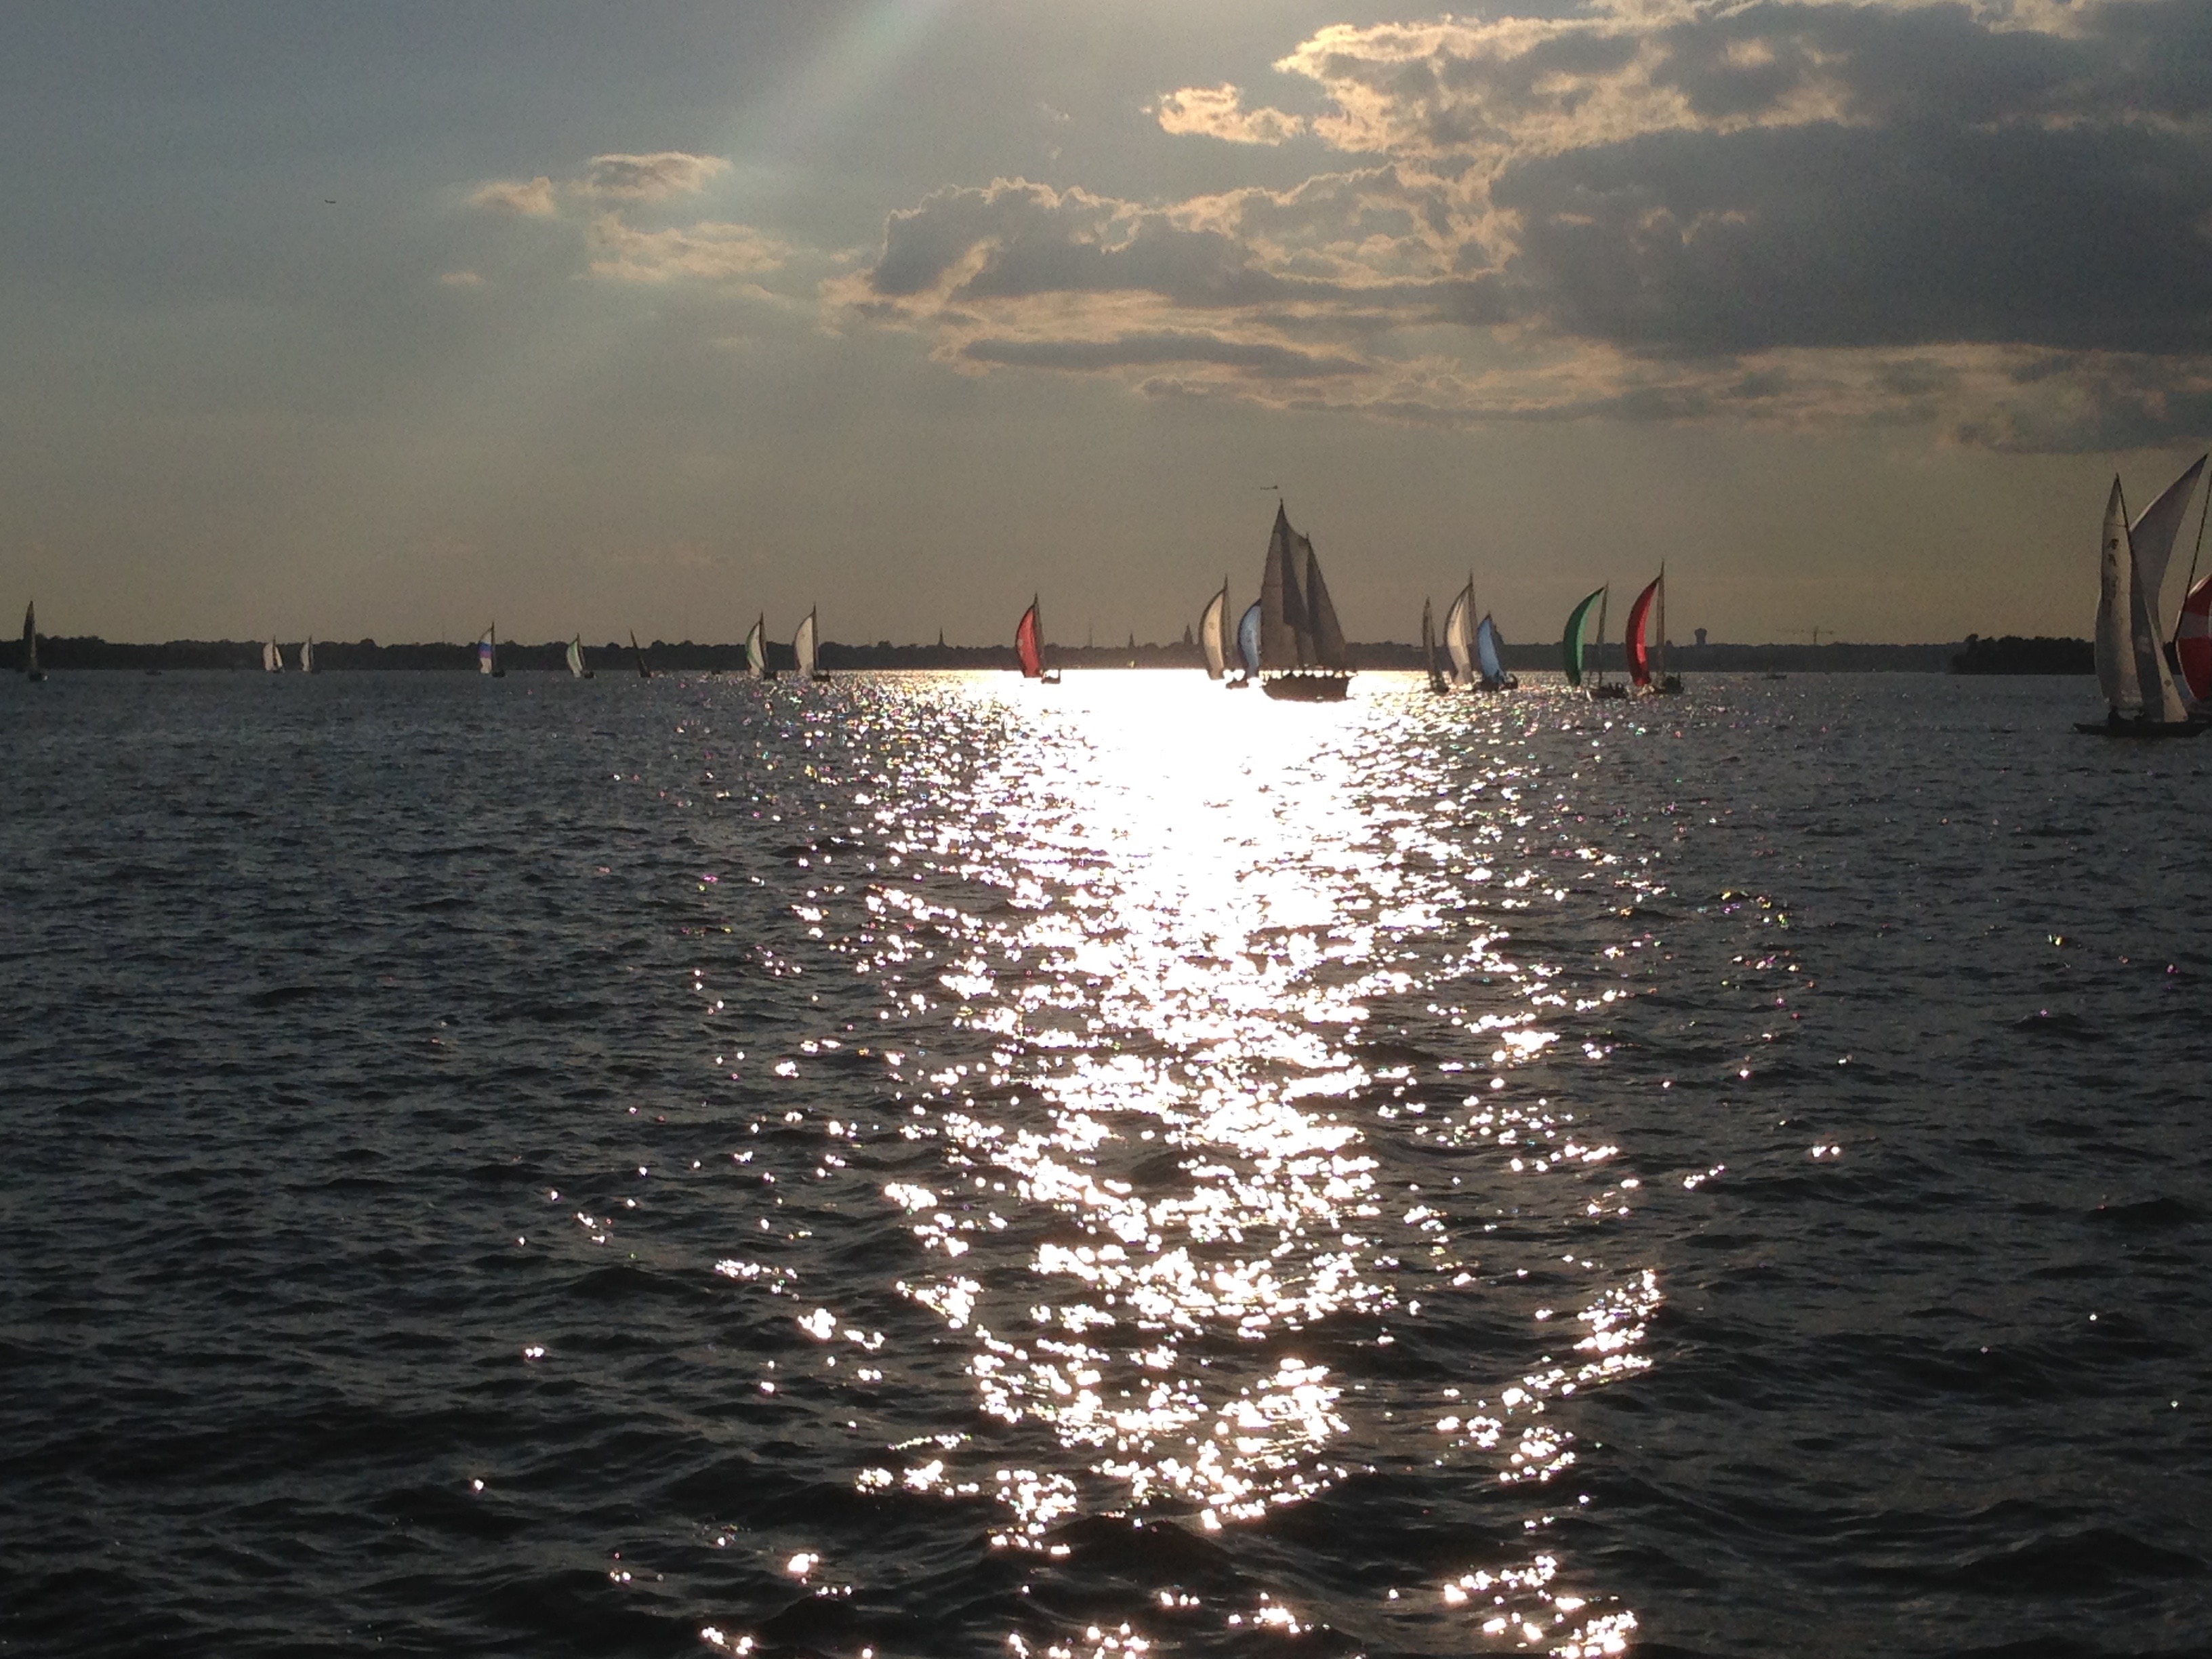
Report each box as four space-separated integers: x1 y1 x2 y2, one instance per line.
263 638 284 673
2080 463 2205 736
567 635 592 678
478 626 504 677
794 609 829 682
1442 580 1475 688
300 636 316 674
745 614 775 681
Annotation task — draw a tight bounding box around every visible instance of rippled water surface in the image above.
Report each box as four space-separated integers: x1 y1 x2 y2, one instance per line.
3 670 2207 1658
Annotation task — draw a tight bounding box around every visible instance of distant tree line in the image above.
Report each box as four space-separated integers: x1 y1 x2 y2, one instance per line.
11 634 2034 675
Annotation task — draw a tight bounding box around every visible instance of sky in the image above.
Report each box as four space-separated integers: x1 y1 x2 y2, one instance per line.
3 0 2209 647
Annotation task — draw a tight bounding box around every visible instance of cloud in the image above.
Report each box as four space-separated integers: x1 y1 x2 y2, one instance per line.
1154 85 1307 146
586 216 788 283
832 0 2211 448
438 270 487 287
579 152 732 200
467 176 556 216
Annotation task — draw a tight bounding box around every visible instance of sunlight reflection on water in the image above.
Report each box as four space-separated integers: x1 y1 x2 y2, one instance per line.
700 673 1657 1656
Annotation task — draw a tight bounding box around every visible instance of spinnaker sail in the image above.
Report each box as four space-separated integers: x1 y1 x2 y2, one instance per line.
1016 598 1045 678
1200 584 1228 680
2179 573 2212 705
1562 588 1605 688
1475 614 1509 688
1237 602 1262 676
794 609 820 680
1625 574 1662 689
1442 583 1474 686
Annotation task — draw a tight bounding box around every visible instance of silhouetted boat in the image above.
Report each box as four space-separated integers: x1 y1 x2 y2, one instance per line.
630 630 652 678
22 602 45 682
1564 586 1624 699
1257 501 1351 701
1421 599 1449 694
1015 596 1060 684
567 635 592 678
2078 462 2207 737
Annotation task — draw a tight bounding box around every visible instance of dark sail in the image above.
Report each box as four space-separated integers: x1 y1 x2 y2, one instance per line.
1303 540 1347 670
1258 502 1311 670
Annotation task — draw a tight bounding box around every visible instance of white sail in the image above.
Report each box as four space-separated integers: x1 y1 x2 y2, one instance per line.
264 638 283 673
478 630 495 674
2095 479 2135 711
745 616 767 679
567 637 586 677
794 610 818 678
300 637 314 674
1199 586 1227 678
2128 455 2207 638
1442 583 1474 685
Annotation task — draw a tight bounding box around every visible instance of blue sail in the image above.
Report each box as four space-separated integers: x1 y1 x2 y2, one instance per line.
1475 614 1505 684
1237 602 1262 674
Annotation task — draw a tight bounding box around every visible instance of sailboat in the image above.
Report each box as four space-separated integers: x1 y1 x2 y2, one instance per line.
2179 573 2212 705
264 638 285 674
1474 613 1517 691
1624 570 1683 695
745 614 777 681
630 630 653 678
1233 602 1260 687
22 602 45 682
2078 460 2207 736
567 635 593 678
794 609 830 682
1015 596 1061 683
1421 600 1450 694
1200 581 1248 687
1563 587 1618 697
1441 580 1475 689
1256 501 1352 701
478 626 504 677
300 636 316 674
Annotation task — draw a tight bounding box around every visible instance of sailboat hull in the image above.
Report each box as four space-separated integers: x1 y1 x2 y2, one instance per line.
1263 671 1351 701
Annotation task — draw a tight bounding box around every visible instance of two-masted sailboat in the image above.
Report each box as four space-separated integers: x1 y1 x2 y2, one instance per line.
1256 501 1351 700
2079 457 2208 737
1015 596 1061 683
22 602 45 682
1624 570 1683 695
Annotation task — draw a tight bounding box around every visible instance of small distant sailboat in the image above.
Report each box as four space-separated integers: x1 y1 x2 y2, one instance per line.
1200 581 1246 687
1234 602 1261 687
1442 580 1475 690
1256 501 1351 701
1015 596 1061 683
264 638 284 674
794 609 830 682
630 630 653 678
300 636 316 674
2078 459 2207 737
1474 613 1517 691
22 602 46 682
478 626 504 678
1624 569 1683 695
1421 599 1450 694
567 635 593 678
745 613 777 681
1564 586 1624 699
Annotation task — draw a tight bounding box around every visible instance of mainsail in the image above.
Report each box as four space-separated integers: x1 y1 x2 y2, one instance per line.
1476 614 1507 686
1237 602 1262 676
1624 573 1662 689
1562 588 1606 688
1016 598 1045 678
300 637 315 674
1200 584 1228 679
2095 479 2136 712
1304 543 1348 670
745 615 769 680
264 638 284 673
1442 583 1475 685
1258 502 1312 670
2095 476 2191 720
794 610 819 679
567 636 588 678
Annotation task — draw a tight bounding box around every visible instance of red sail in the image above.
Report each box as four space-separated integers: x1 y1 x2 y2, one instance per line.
1015 602 1043 678
2179 573 2212 704
1624 575 1661 688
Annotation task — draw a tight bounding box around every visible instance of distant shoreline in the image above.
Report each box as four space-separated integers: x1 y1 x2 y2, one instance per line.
12 636 2086 675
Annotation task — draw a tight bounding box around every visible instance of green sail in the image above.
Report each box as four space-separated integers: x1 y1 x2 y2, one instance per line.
1561 586 1606 687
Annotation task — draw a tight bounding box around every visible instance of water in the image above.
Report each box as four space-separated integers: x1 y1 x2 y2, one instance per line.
2 670 2206 1658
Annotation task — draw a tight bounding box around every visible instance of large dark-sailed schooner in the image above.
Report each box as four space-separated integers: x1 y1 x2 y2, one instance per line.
1256 501 1352 701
